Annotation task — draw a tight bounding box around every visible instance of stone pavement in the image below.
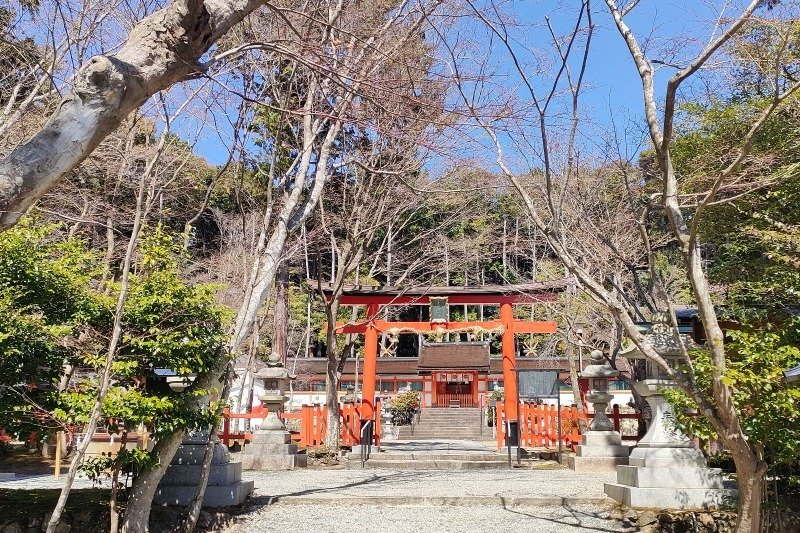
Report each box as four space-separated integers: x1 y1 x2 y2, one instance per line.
0 472 114 490
228 440 628 532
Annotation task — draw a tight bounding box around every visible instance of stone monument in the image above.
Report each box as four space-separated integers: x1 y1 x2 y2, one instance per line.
569 349 630 472
240 355 307 470
154 432 254 507
604 312 736 508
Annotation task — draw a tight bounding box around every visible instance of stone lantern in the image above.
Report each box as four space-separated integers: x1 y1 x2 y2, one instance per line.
604 312 735 508
255 365 291 431
239 356 307 470
569 350 630 472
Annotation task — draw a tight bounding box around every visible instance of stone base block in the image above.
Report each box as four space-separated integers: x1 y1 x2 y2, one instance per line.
604 483 737 510
250 430 291 444
244 441 299 455
172 443 231 465
581 431 623 447
628 446 706 468
241 454 307 471
160 462 243 486
616 465 724 489
575 444 630 458
568 456 628 472
154 480 254 507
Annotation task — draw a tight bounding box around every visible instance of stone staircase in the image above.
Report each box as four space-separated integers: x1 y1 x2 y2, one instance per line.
345 439 511 470
396 407 491 441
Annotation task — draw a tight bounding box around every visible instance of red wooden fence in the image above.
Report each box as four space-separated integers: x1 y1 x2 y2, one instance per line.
495 401 641 451
221 400 381 448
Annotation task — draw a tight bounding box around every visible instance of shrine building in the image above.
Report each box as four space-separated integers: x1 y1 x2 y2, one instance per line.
296 279 572 423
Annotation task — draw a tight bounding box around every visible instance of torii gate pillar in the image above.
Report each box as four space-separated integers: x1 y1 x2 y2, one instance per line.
500 302 519 422
361 303 379 423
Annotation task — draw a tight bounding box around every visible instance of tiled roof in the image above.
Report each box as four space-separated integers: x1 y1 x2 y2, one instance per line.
418 342 490 371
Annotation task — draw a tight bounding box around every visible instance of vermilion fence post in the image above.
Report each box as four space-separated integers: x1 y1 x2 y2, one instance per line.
612 404 621 433
301 405 312 447
374 399 382 447
222 407 231 446
521 402 529 447
495 401 504 450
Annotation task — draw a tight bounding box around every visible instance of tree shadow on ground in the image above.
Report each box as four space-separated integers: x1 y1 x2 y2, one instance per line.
500 502 635 533
240 470 440 511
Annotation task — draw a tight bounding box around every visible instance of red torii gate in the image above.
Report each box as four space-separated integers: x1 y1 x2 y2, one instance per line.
316 279 569 427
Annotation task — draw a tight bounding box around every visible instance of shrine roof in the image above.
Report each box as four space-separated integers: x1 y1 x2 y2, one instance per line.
310 278 572 304
418 342 491 371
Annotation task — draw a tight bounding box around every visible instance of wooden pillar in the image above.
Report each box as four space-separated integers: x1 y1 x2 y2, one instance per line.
361 303 379 422
500 302 518 421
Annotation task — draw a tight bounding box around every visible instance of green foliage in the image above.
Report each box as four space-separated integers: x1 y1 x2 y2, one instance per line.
62 225 229 440
0 221 110 437
664 321 800 470
0 219 227 472
389 390 420 425
670 94 800 311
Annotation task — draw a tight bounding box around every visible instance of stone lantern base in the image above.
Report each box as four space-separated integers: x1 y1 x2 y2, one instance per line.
604 381 736 509
240 429 308 470
154 433 253 507
604 445 736 508
239 410 307 471
568 430 630 472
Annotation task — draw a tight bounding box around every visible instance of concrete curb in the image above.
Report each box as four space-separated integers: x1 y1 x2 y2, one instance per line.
257 495 613 508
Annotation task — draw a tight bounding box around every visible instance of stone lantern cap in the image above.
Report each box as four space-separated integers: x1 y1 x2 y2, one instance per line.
253 366 295 380
581 349 619 379
619 311 697 360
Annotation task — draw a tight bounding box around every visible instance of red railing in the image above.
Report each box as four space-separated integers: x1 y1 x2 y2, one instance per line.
495 401 641 451
435 392 474 408
221 400 381 449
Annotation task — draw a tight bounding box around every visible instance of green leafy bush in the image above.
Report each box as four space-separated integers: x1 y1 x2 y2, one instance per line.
390 390 420 425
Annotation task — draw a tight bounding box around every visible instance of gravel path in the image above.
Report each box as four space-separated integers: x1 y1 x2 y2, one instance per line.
231 502 632 532
228 464 625 532
242 467 616 502
0 473 113 490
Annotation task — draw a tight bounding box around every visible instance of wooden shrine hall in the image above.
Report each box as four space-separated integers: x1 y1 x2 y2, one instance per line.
315 279 571 427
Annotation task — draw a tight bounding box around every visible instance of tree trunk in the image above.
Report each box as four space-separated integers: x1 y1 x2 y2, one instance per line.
0 0 266 230
566 341 587 432
120 428 186 533
273 259 289 364
727 439 768 533
323 298 341 449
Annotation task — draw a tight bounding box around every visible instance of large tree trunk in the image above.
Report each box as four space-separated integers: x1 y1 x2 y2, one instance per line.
120 356 227 533
729 446 767 533
0 0 265 230
323 299 341 449
120 428 186 533
273 259 289 363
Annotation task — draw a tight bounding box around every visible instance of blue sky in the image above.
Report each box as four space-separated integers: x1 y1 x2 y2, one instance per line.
191 0 754 167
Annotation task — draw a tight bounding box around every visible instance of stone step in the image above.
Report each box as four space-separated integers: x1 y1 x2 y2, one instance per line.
396 432 487 439
369 453 504 461
351 459 512 470
604 482 737 510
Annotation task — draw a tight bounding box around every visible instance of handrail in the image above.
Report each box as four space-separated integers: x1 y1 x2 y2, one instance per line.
360 420 374 468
